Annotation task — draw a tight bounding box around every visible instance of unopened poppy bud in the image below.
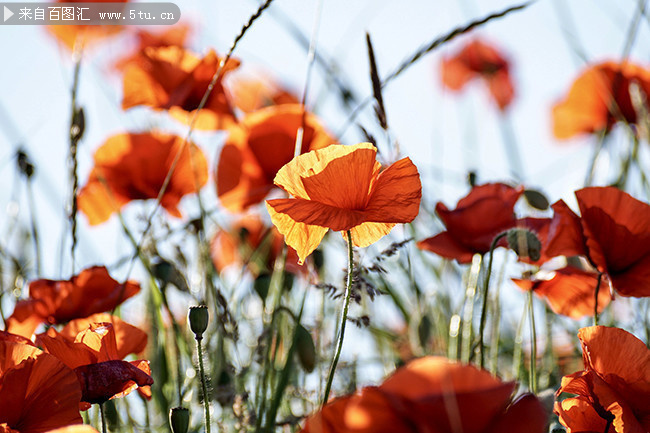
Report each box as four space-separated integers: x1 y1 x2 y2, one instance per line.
506 228 542 261
169 406 190 433
189 305 209 339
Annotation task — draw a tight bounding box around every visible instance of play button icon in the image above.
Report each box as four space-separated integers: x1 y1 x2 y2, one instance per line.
4 6 13 22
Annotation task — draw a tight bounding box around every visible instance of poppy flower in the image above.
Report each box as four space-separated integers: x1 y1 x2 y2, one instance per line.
555 326 650 432
302 356 547 433
77 132 208 225
512 266 612 319
545 186 650 297
266 143 422 264
114 24 191 70
230 77 299 113
417 183 524 263
552 61 650 139
122 46 239 130
38 321 153 405
6 266 140 338
47 0 128 51
210 214 305 276
441 39 515 110
216 104 336 212
0 340 83 432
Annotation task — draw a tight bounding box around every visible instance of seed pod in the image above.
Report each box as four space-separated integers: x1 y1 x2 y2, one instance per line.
169 407 190 433
189 305 209 339
506 228 542 262
295 324 316 373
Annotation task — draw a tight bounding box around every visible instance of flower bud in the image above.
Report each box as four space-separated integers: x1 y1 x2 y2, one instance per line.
506 228 542 262
169 406 190 433
189 305 209 339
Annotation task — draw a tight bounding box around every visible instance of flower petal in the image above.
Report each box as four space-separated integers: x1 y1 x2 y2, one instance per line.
266 201 328 264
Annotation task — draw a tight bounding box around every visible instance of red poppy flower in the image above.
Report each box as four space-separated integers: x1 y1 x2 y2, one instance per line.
6 266 140 338
266 143 422 264
512 266 612 319
216 104 336 212
115 24 191 70
552 61 650 139
545 186 650 297
38 321 152 405
302 356 547 433
230 77 299 113
555 326 650 432
0 341 83 432
77 132 208 225
122 46 239 130
47 0 128 50
441 39 515 110
210 214 305 276
417 183 524 263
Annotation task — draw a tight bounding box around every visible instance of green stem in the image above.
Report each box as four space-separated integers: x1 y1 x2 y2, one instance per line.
99 403 107 433
594 272 603 326
528 291 538 394
196 337 211 433
68 49 82 272
479 232 507 369
321 230 354 406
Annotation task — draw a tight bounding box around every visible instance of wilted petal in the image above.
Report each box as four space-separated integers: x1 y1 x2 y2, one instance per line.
75 359 153 404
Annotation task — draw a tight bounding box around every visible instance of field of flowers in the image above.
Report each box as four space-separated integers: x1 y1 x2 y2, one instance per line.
1 0 650 432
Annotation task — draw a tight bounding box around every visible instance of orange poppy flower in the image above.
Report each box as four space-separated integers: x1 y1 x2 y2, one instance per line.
47 0 128 51
512 266 612 319
0 340 83 432
266 143 422 264
6 266 140 338
545 186 650 297
115 24 191 70
122 46 239 130
302 356 547 433
38 321 152 405
77 132 208 225
555 326 650 433
210 214 305 276
417 183 524 263
552 61 650 139
441 39 515 110
216 104 336 212
45 427 99 433
230 77 299 113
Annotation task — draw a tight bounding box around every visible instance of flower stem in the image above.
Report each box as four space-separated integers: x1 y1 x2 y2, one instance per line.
322 230 354 406
99 403 107 433
196 336 211 433
479 232 507 369
528 290 538 394
68 47 82 272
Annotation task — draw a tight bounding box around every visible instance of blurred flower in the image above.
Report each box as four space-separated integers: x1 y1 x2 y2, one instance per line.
555 326 650 433
210 214 305 276
6 266 140 338
216 104 335 212
47 0 128 51
266 143 421 264
77 132 208 225
0 340 83 432
38 321 152 406
115 24 191 70
512 266 611 319
230 77 299 113
417 183 523 263
545 186 650 297
552 61 650 139
302 356 547 433
45 427 100 433
122 46 239 130
441 39 515 110
0 330 36 346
